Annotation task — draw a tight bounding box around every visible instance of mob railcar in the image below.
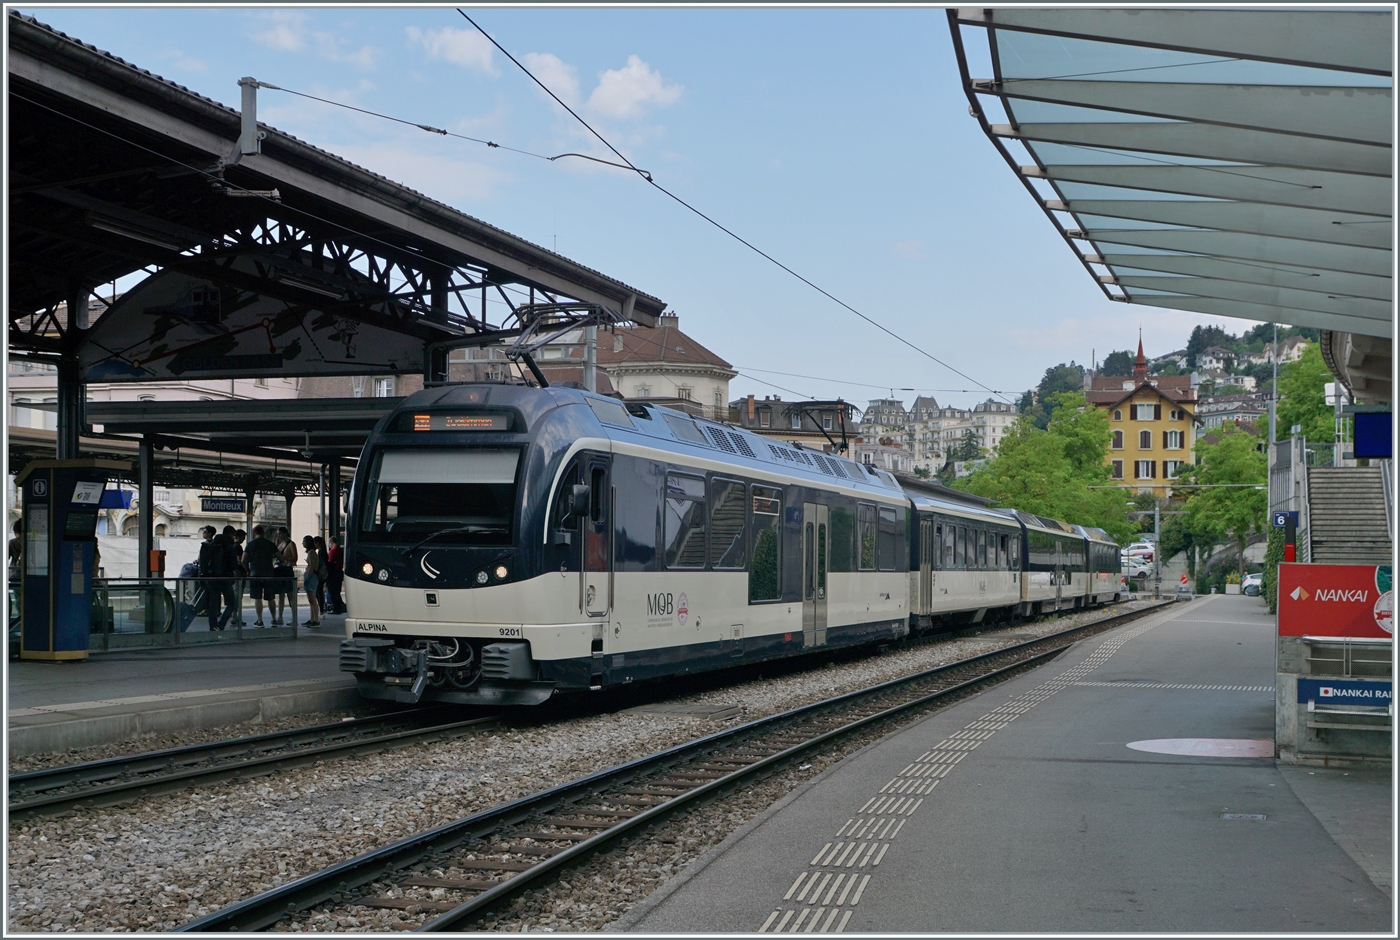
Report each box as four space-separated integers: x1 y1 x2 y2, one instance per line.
339 384 1120 706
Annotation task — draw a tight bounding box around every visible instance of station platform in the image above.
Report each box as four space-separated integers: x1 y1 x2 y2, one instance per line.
624 596 1393 933
7 615 355 758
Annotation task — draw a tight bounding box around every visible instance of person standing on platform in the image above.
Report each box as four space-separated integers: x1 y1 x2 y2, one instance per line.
243 525 277 627
9 519 22 583
272 527 298 626
301 535 324 627
198 526 229 630
230 528 248 627
325 535 345 615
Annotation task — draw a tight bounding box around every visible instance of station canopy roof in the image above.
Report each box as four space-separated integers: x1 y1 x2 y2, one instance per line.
949 8 1392 340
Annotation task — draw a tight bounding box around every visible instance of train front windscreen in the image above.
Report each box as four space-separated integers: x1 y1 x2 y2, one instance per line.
357 447 520 547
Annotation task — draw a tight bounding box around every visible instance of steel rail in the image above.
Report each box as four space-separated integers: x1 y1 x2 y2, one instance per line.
180 602 1169 932
8 709 497 818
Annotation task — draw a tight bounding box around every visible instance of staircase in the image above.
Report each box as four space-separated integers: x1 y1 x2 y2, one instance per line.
1306 466 1393 565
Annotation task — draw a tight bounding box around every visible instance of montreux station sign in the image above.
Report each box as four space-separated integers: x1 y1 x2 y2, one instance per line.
1277 563 1393 639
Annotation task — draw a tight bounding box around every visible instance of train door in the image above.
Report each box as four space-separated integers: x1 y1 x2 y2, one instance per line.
1054 541 1064 610
918 519 934 615
802 503 828 647
583 456 612 619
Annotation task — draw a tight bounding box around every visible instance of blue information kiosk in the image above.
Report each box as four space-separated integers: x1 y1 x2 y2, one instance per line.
15 459 129 661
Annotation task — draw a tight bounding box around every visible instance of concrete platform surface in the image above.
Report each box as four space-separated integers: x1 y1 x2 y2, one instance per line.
626 596 1393 934
7 616 355 757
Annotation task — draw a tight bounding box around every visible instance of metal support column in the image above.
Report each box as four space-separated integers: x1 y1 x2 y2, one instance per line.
328 460 342 542
318 464 327 542
583 325 597 393
56 284 89 460
138 435 155 578
1153 499 1161 600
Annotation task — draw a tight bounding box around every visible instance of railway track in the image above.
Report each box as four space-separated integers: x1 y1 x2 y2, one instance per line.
8 708 498 818
181 602 1170 933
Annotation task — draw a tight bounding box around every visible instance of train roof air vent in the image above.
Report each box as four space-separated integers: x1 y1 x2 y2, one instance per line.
703 425 737 454
728 431 756 459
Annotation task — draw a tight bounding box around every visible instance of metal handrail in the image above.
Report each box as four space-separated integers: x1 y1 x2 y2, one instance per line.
1382 459 1394 543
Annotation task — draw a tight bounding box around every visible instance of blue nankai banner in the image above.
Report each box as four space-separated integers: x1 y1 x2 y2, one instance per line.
1297 678 1392 707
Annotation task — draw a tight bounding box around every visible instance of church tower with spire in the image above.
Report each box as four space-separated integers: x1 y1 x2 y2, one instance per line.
1133 329 1148 381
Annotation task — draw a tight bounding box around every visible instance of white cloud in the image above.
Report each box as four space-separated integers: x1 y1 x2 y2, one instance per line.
893 239 927 260
406 26 496 75
333 141 513 205
164 50 206 73
252 11 307 52
587 55 681 120
251 13 378 69
521 52 580 107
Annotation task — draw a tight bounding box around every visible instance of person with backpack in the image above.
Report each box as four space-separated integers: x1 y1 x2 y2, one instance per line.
198 526 236 631
301 534 324 627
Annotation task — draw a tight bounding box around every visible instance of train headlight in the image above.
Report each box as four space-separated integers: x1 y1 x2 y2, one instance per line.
361 562 374 576
493 564 509 582
376 569 389 582
475 570 489 585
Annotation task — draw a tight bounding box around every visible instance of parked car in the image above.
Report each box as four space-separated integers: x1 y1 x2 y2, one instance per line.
1242 572 1263 596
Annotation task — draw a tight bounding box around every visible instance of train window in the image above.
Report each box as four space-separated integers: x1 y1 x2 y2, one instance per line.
359 447 518 546
857 504 876 570
935 524 943 568
999 534 1009 569
817 523 828 594
877 507 897 571
663 473 707 569
589 467 606 523
554 463 581 531
977 530 987 568
955 527 965 568
749 486 782 602
805 522 815 598
943 523 954 570
709 479 747 569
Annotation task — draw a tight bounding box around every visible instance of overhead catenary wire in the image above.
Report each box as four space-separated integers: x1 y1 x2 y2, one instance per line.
456 9 1011 405
252 82 647 175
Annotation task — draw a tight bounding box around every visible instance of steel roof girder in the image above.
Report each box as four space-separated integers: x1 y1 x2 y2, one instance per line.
1080 228 1391 279
1115 275 1390 322
955 9 1392 76
1099 254 1391 303
1063 199 1391 250
9 46 661 325
999 123 1390 177
1027 164 1392 216
989 80 1392 146
1126 294 1392 340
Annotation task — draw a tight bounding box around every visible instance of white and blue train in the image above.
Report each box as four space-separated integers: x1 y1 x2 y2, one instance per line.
339 385 1123 706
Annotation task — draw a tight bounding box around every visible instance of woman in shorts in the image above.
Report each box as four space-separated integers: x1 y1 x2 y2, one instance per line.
272 527 298 626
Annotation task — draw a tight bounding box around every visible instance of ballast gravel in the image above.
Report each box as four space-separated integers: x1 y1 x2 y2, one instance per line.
7 601 1157 932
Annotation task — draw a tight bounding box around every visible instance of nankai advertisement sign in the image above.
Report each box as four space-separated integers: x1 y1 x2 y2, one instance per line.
1277 564 1393 638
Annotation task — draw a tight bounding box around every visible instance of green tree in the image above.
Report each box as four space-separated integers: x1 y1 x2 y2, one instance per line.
1100 350 1134 376
1174 425 1267 576
950 428 982 462
1275 342 1339 443
955 392 1135 541
1186 324 1233 368
1022 362 1085 430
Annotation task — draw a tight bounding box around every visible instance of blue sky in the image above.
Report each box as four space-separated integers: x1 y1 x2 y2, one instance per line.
21 5 1243 409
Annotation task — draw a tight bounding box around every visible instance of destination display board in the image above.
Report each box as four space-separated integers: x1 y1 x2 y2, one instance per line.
1277 563 1392 639
396 413 511 432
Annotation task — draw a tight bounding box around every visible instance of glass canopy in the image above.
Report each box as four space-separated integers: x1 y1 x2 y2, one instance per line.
948 8 1392 340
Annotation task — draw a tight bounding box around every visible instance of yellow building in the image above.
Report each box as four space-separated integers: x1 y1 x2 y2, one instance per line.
1087 340 1199 497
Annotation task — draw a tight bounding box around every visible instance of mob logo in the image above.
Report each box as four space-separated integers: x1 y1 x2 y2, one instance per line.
646 593 675 617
